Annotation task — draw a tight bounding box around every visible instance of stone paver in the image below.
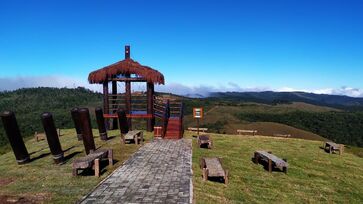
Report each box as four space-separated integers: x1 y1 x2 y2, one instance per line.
80 139 192 204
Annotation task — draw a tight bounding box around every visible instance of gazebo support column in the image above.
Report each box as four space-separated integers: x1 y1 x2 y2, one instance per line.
125 74 132 130
147 82 155 132
111 80 118 130
103 82 110 130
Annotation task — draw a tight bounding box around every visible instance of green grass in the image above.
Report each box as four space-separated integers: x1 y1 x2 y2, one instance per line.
188 132 363 204
0 129 152 203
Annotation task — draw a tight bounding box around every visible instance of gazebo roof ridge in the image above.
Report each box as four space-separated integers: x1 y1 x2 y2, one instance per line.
88 56 165 85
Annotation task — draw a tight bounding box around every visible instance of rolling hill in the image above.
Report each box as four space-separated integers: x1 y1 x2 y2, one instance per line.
1 87 363 155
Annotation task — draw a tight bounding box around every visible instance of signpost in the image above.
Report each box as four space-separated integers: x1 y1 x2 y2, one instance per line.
193 107 203 135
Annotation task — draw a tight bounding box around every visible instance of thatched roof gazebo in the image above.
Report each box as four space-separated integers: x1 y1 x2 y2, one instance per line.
88 46 165 131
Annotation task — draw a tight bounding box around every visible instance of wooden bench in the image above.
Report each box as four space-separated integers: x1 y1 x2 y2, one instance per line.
197 135 213 149
237 129 257 136
188 127 208 133
122 130 143 145
72 149 113 177
253 151 288 173
200 157 228 184
273 133 291 138
324 142 344 155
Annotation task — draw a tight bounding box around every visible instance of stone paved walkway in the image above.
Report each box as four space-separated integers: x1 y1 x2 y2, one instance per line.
80 139 192 204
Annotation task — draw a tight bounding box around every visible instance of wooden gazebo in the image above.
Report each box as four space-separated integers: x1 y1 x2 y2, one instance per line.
88 46 165 131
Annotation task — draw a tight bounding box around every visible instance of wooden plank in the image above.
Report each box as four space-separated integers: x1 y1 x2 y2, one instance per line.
255 150 288 168
204 158 226 177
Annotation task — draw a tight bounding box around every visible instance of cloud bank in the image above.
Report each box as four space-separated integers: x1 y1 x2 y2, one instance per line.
0 76 362 98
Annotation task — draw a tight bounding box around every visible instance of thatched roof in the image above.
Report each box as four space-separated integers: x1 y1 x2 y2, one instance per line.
88 58 165 84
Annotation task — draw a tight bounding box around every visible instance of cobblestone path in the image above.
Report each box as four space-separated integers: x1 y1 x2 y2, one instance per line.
80 139 192 204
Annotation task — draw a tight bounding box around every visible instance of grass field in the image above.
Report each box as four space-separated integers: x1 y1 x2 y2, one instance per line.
188 132 363 204
0 129 152 203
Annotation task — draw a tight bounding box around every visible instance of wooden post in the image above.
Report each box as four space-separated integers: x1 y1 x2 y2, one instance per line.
78 108 96 155
103 82 110 130
40 112 64 164
71 108 82 140
254 152 259 164
95 108 108 141
108 149 113 166
112 80 118 129
197 118 200 136
94 158 100 177
202 168 208 181
268 159 272 173
147 82 155 132
0 111 30 165
125 75 132 130
117 108 129 144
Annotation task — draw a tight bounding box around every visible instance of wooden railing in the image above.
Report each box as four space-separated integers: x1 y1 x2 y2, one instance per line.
161 100 170 138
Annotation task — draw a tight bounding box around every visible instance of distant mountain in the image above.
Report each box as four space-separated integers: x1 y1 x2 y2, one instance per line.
209 91 363 109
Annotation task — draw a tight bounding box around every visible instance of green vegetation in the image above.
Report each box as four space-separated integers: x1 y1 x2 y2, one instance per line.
0 87 102 154
188 132 363 203
236 111 363 147
0 129 151 203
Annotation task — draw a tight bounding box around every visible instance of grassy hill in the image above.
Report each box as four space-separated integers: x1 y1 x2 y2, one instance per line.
0 87 102 154
188 132 363 203
1 87 363 154
0 129 151 203
1 130 362 203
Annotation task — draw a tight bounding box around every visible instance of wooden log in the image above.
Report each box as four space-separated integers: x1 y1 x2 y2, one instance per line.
0 111 30 164
112 80 118 130
147 82 154 132
40 112 64 164
95 108 108 141
71 108 82 140
78 108 96 155
103 82 110 130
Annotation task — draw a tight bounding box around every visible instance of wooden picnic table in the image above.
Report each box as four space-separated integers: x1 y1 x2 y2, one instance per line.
324 142 344 155
122 130 143 145
197 135 212 149
200 157 228 184
253 151 288 173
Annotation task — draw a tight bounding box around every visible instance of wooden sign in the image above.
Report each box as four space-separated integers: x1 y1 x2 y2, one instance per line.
193 108 203 119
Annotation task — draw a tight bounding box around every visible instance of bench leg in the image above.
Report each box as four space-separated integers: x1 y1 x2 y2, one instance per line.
254 153 259 164
108 149 113 166
202 168 208 181
283 167 287 174
134 135 138 145
72 168 78 176
224 169 229 184
339 145 344 155
94 159 100 177
268 159 272 173
121 134 126 144
140 132 144 145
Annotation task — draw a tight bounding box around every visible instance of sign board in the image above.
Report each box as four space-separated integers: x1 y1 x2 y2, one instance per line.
193 108 203 119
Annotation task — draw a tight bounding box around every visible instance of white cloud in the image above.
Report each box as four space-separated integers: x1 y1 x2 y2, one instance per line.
0 76 362 98
276 86 363 97
0 75 102 92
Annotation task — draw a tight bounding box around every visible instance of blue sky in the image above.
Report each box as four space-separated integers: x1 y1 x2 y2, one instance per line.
0 0 362 96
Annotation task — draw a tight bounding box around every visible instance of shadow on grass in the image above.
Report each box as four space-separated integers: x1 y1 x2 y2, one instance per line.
77 160 115 176
29 148 48 156
64 151 82 163
250 157 287 173
30 152 51 162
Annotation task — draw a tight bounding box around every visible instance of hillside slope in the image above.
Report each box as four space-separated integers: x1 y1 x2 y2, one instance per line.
189 132 363 203
0 87 102 153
